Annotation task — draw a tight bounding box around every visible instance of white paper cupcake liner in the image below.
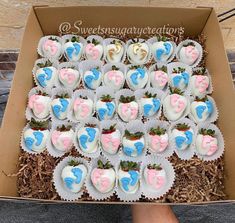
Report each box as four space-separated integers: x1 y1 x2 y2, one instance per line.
37 35 63 60
144 119 173 158
169 118 196 160
61 34 87 62
73 117 101 159
194 122 225 161
79 59 104 90
134 88 164 120
119 120 147 162
162 91 191 123
85 156 117 200
176 39 203 68
148 63 169 91
140 156 175 200
32 58 59 89
101 62 127 91
100 119 125 163
56 62 81 90
67 89 95 123
188 95 219 124
20 122 50 155
25 87 52 122
126 38 152 65
125 64 150 91
103 38 127 63
147 37 176 65
115 89 141 123
85 35 104 61
190 67 213 97
49 87 73 124
167 62 193 94
53 156 90 201
46 121 76 158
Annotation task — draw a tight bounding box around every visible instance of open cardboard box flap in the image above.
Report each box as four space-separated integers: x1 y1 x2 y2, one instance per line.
0 5 235 204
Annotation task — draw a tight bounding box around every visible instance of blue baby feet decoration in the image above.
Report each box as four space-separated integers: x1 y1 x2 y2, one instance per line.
156 48 164 60
106 102 115 116
52 99 69 118
71 168 83 184
172 76 182 87
73 43 81 55
134 142 144 155
175 136 186 149
85 128 96 142
84 68 100 89
205 100 213 114
181 72 189 85
130 68 145 85
143 104 152 116
164 42 172 55
98 108 106 120
120 177 131 192
185 131 193 145
64 177 74 190
60 98 69 112
79 135 88 149
52 105 61 118
66 43 81 60
33 131 44 146
37 73 47 87
196 105 206 119
152 98 160 112
128 170 139 186
123 147 134 156
43 68 52 80
24 137 34 150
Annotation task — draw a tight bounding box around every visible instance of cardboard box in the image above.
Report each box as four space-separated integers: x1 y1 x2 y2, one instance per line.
0 5 235 204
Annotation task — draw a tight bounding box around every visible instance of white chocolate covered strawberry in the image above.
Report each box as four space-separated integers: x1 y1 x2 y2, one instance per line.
150 66 168 90
83 67 102 90
85 38 103 60
96 95 116 120
105 39 124 63
58 67 80 89
170 67 190 91
127 41 149 64
41 36 62 59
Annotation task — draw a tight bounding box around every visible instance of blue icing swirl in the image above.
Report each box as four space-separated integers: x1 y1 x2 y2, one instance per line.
79 135 88 149
33 131 44 146
120 177 131 191
196 105 206 119
106 102 115 116
24 137 34 150
128 170 139 186
175 136 186 149
143 104 153 116
85 128 96 142
71 167 83 184
97 108 106 120
152 98 160 112
64 177 74 190
185 130 193 145
205 100 213 114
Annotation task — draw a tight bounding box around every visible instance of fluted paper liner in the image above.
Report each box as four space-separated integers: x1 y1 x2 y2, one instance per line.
144 119 173 158
195 122 225 161
169 118 196 160
53 156 90 201
85 156 117 200
140 156 175 200
176 39 203 68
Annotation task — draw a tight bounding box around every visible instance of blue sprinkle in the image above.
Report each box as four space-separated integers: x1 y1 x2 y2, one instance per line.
52 105 61 118
152 98 160 112
205 100 213 114
128 170 139 186
98 108 106 120
86 128 96 142
66 47 74 60
172 75 182 87
64 177 74 190
175 136 186 149
120 177 131 192
43 67 52 80
130 72 139 85
91 68 100 80
136 68 145 78
33 131 44 146
143 104 153 117
123 147 134 156
24 137 34 150
156 48 164 60
181 72 189 85
79 135 88 149
37 73 47 87
196 105 206 119
106 102 115 117
84 75 94 89
71 168 83 184
164 42 172 55
73 43 81 55
60 98 69 112
134 142 144 155
185 131 193 145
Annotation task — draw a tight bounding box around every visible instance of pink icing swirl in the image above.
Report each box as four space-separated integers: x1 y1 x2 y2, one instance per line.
170 94 185 113
101 134 120 153
73 98 91 118
147 169 165 190
85 43 100 60
154 71 168 87
195 75 209 93
202 135 218 156
107 71 123 86
121 103 138 119
43 39 58 56
185 45 199 63
59 69 76 84
149 135 168 152
28 94 45 114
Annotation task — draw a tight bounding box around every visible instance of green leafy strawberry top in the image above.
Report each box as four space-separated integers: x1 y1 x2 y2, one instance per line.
175 123 190 131
97 160 113 169
68 160 80 167
37 60 53 68
56 124 72 132
84 123 97 128
149 127 166 136
195 96 208 102
183 41 195 47
120 161 139 171
87 38 100 46
79 95 88 100
143 91 157 98
29 118 49 130
169 87 184 96
147 164 162 170
102 124 116 134
124 130 144 140
36 90 48 96
110 39 122 45
199 128 215 137
172 67 186 74
154 65 167 73
119 95 135 103
48 37 59 42
55 93 70 99
66 36 80 43
193 67 206 76
157 35 169 42
100 94 113 102
111 65 120 71
129 65 141 70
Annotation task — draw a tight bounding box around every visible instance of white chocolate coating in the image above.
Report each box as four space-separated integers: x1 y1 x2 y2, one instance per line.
117 101 139 122
106 42 124 63
58 68 80 89
151 41 173 62
85 43 103 60
83 70 102 90
42 39 62 58
103 70 125 90
172 128 194 151
96 100 116 120
190 75 209 98
148 133 169 153
126 69 148 90
73 98 94 121
101 130 121 155
150 70 168 89
122 136 145 157
35 66 57 88
63 42 83 61
140 97 160 117
190 101 211 123
51 98 71 120
127 42 149 64
196 134 218 156
179 45 200 66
